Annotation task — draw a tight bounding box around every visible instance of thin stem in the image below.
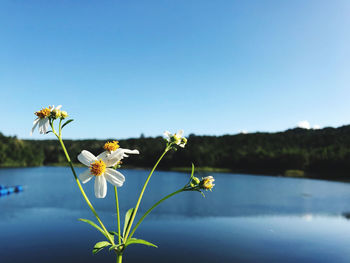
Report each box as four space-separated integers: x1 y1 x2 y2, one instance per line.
114 186 121 245
58 118 63 137
58 136 114 244
117 254 122 263
129 188 183 239
51 122 114 245
123 147 170 241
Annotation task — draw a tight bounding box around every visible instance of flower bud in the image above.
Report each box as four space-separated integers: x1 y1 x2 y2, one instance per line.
179 137 187 148
171 135 181 144
61 111 68 119
190 176 200 187
164 130 187 148
51 109 61 119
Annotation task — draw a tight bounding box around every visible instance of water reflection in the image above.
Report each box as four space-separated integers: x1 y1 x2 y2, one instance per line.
1 167 350 262
2 167 350 217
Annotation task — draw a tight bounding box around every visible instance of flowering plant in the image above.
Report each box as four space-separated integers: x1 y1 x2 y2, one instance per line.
31 105 215 263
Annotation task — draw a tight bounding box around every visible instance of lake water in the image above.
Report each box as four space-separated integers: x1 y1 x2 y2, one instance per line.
1 167 350 262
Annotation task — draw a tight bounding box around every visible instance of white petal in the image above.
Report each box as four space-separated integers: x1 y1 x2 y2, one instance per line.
38 119 49 134
97 151 109 162
177 130 184 137
55 105 62 110
163 131 171 138
121 149 139 158
104 168 125 187
97 150 121 167
94 176 107 198
98 148 140 167
78 169 94 183
77 150 97 166
30 118 39 135
38 119 45 134
43 119 50 133
33 118 40 125
179 143 185 148
122 149 140 155
107 151 124 167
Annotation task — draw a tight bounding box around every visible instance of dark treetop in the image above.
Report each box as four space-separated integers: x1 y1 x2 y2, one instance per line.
1 125 350 179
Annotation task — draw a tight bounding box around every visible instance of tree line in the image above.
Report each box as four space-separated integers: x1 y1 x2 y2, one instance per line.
1 125 350 179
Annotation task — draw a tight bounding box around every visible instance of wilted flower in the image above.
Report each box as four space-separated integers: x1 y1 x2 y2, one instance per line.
77 147 139 198
200 176 215 191
164 130 187 147
31 105 62 135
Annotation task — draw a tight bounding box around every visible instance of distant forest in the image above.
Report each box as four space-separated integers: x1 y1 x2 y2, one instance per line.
1 125 350 179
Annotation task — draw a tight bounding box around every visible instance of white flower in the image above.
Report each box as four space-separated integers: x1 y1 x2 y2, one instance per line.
30 105 62 135
102 140 140 163
163 129 187 147
77 148 139 198
97 147 140 166
200 176 215 190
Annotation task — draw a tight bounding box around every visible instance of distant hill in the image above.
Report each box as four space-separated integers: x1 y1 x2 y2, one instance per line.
1 125 350 179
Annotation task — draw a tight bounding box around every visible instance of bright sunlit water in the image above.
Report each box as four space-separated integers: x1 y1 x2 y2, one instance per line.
1 167 350 262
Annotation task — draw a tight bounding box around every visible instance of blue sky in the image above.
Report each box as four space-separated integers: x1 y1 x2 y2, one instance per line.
1 0 349 139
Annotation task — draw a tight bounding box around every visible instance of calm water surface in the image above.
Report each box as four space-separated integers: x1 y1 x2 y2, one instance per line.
1 167 350 262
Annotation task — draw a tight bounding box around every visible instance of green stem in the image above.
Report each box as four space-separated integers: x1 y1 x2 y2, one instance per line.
114 186 121 245
123 147 170 241
58 136 114 244
51 123 114 245
117 254 122 263
58 118 63 137
129 188 183 239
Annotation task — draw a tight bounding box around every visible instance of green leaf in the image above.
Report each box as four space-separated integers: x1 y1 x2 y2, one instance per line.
92 241 111 254
61 119 74 129
125 238 158 248
109 231 123 242
78 218 110 240
198 190 206 198
190 163 195 179
123 208 135 237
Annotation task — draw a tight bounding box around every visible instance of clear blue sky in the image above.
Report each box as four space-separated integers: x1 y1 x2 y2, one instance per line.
1 0 349 139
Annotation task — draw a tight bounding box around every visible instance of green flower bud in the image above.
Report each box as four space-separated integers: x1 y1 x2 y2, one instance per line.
61 111 68 119
51 109 61 119
190 176 200 187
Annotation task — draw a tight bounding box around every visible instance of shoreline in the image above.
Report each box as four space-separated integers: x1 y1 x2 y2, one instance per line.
1 163 350 183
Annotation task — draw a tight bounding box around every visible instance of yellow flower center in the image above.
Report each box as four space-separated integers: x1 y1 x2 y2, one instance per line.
203 178 214 190
103 141 120 152
90 160 106 176
35 107 51 119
